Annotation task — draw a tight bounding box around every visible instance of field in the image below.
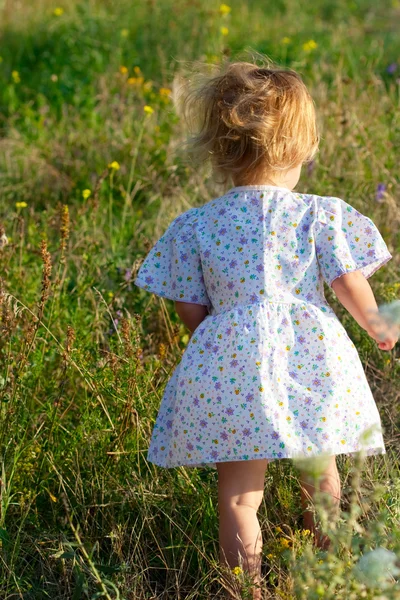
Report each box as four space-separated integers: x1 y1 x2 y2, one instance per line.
0 0 400 598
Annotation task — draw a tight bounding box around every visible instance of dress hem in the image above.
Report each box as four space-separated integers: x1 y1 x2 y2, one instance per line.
148 446 386 470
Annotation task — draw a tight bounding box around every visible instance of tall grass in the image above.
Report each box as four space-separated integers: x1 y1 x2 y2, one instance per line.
0 0 399 598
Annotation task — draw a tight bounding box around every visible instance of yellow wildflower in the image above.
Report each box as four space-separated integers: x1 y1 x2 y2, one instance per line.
301 529 311 537
279 537 290 548
275 526 283 533
133 66 142 75
119 65 128 75
303 40 318 52
232 566 242 576
143 105 154 115
12 70 20 84
53 7 64 16
49 492 57 502
159 87 172 97
219 4 231 15
281 37 291 44
318 559 324 564
108 161 120 170
267 553 274 559
220 26 229 36
120 28 129 38
127 77 143 86
82 189 91 200
15 201 27 209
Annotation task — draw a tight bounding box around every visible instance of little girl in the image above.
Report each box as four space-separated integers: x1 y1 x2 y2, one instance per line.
134 59 398 598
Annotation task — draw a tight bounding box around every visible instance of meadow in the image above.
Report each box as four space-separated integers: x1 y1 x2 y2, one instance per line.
0 0 400 598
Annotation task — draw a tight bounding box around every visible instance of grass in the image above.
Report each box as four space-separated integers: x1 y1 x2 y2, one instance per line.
0 0 399 598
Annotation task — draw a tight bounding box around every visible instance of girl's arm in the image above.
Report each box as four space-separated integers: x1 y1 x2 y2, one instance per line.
331 270 398 351
174 301 209 335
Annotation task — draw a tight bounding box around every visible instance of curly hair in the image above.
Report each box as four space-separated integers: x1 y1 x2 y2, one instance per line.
178 57 319 185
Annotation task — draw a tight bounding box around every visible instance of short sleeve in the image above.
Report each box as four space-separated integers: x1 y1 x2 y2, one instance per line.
134 208 212 308
315 196 392 287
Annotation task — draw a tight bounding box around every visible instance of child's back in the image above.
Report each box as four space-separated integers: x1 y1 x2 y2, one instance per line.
135 183 391 468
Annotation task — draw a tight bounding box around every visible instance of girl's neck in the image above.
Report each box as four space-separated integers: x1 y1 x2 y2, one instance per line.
232 164 302 191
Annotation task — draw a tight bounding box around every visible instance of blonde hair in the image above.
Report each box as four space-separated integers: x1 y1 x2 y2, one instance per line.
178 57 319 185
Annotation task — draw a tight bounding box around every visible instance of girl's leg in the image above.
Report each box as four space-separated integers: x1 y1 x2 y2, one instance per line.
216 458 268 600
298 455 341 549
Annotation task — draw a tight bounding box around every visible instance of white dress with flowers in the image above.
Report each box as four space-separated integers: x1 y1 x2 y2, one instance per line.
134 185 392 469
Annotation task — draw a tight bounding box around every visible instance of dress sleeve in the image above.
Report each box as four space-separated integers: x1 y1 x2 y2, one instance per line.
314 196 392 287
134 208 212 308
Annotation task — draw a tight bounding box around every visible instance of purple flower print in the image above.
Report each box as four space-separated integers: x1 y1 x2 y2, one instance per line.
166 420 173 429
246 393 254 402
145 275 154 285
225 327 233 335
221 431 228 441
230 359 239 367
256 264 264 273
211 450 219 459
225 407 234 416
272 431 279 440
215 382 222 390
250 293 258 303
219 227 227 235
186 442 194 451
229 260 238 268
300 421 308 430
193 397 200 407
313 378 322 387
227 281 235 290
200 420 207 428
239 236 248 244
297 335 306 344
242 428 251 437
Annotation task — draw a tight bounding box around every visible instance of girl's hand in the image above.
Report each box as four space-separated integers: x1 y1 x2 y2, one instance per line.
366 312 399 351
368 332 398 351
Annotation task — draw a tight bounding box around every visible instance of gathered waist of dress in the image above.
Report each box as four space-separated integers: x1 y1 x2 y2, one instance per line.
208 296 331 317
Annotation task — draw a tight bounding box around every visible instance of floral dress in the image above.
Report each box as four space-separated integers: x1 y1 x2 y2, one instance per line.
134 184 392 469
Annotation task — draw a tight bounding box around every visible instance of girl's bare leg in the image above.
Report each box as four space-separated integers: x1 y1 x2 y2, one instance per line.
298 455 341 549
216 458 268 600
